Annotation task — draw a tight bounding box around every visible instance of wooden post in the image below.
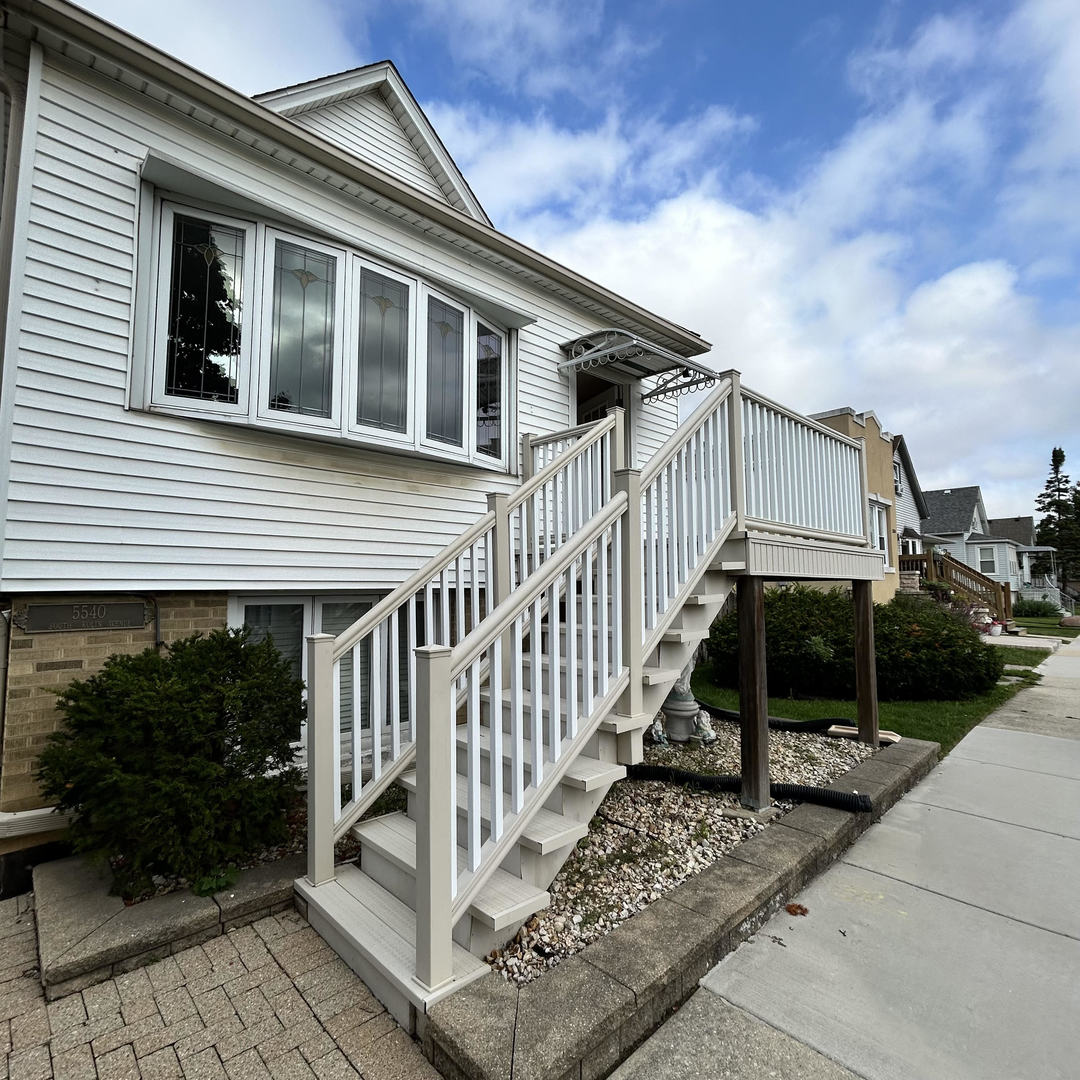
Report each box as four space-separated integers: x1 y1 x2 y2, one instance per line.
305 633 336 887
414 644 455 992
737 577 769 810
853 580 879 746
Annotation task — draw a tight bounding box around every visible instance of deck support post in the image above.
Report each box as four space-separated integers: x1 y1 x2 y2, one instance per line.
853 580 879 746
305 633 336 887
726 371 747 532
414 644 455 992
737 576 769 810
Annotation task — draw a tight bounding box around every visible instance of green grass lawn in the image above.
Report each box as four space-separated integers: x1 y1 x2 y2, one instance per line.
691 668 1043 757
1014 616 1079 639
992 644 1052 668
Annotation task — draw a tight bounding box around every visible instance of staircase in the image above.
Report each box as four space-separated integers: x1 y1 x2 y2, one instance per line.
900 550 1013 622
296 371 873 1031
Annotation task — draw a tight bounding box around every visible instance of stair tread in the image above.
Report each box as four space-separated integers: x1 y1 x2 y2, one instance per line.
642 666 682 685
398 770 588 854
297 866 487 1011
351 813 550 930
454 728 626 790
685 593 729 605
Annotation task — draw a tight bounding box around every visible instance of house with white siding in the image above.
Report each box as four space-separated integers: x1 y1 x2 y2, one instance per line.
0 0 886 1031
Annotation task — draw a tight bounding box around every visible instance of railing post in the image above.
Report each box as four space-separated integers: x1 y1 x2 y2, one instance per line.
607 405 627 473
856 437 871 547
520 432 535 482
487 492 514 681
306 633 336 887
414 644 455 992
726 372 746 533
614 468 646 759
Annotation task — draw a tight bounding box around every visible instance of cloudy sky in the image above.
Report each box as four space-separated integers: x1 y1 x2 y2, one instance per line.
84 0 1080 516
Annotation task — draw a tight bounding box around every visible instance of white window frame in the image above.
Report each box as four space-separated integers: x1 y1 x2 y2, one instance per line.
347 255 418 449
150 201 258 417
979 547 996 575
893 460 903 495
870 499 892 568
143 196 512 472
256 229 347 435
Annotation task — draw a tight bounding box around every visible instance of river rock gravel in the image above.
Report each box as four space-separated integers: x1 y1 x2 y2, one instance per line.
485 716 876 985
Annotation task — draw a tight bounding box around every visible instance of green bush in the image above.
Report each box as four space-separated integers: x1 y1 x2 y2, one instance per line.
38 629 304 897
707 586 1004 702
1012 597 1062 618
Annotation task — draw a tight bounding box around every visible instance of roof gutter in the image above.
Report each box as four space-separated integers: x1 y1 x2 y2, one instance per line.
7 0 711 357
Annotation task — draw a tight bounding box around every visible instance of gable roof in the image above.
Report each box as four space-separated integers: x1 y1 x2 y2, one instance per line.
8 0 708 358
921 486 983 535
254 62 491 226
892 434 929 519
986 516 1036 546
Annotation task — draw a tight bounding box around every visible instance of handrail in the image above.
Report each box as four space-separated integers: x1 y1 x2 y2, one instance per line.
740 386 864 450
451 491 628 674
510 413 617 513
525 418 604 452
331 510 496 664
640 377 733 487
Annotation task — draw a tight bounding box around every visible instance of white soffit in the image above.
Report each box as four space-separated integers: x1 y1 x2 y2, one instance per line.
559 329 717 402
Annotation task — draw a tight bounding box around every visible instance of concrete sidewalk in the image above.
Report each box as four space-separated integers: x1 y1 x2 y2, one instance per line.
614 639 1080 1080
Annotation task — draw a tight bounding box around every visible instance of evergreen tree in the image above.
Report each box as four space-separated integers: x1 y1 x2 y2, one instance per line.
1034 448 1080 593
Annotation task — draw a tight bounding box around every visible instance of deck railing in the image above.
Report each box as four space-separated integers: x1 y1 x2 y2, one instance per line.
741 389 866 542
303 363 874 989
639 376 736 645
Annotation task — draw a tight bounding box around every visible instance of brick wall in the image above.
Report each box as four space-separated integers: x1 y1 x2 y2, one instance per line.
1 593 228 812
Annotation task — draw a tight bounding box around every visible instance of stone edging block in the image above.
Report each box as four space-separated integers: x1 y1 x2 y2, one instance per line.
34 852 305 1000
424 737 940 1080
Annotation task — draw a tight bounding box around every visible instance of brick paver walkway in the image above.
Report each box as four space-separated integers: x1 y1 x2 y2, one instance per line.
0 894 438 1080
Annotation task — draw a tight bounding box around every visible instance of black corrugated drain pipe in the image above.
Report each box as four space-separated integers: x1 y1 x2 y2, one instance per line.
626 764 872 814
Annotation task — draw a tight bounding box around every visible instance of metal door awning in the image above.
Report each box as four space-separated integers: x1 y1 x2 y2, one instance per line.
559 328 716 402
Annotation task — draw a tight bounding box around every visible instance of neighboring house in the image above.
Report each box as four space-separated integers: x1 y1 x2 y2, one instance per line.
892 434 930 559
988 516 1071 611
810 408 928 602
921 487 1024 595
0 0 884 1029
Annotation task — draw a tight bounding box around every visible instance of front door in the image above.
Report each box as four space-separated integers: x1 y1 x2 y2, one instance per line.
575 370 634 465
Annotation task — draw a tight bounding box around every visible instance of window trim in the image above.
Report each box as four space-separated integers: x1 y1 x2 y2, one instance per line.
869 499 892 568
979 546 996 575
255 229 347 434
151 201 258 417
144 197 512 472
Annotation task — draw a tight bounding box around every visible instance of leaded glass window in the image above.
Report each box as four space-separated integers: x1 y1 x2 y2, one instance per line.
165 215 244 403
426 297 464 446
268 240 336 418
475 323 502 459
357 269 409 432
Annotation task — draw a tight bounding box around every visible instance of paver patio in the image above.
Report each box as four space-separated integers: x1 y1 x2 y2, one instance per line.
0 893 437 1080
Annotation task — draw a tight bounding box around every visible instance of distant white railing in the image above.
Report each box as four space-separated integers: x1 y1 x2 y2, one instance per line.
639 377 736 644
1019 584 1075 614
741 389 866 541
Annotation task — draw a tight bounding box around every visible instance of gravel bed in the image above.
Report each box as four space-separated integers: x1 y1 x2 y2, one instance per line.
485 717 876 985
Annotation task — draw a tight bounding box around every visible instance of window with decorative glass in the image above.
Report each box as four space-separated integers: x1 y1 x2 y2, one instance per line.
149 201 509 468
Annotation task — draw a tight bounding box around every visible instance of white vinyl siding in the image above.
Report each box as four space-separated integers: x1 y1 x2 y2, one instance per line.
289 94 448 204
0 54 681 593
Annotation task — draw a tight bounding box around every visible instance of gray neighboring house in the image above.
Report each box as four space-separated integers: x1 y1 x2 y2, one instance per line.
988 515 1072 612
921 486 1024 595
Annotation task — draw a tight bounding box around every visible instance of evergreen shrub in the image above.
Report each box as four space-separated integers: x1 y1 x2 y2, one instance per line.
1012 597 1062 618
708 586 1004 702
38 629 304 897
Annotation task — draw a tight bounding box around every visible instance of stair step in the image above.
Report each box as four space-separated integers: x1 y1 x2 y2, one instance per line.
296 865 487 1016
684 593 729 606
661 628 699 644
398 770 587 854
455 728 625 790
642 666 682 685
351 813 550 931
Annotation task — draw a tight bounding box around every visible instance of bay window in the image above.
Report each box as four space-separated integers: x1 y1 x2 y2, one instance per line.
148 199 510 469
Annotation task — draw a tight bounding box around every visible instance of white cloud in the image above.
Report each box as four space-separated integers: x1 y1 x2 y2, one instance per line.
78 0 365 95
